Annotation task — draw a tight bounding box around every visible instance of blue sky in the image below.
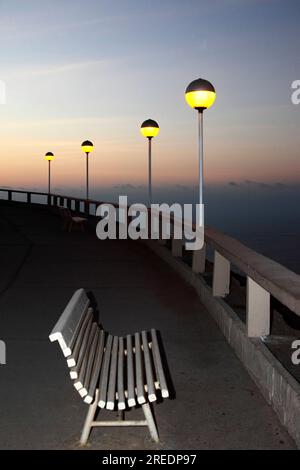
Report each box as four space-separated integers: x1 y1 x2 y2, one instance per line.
0 0 299 195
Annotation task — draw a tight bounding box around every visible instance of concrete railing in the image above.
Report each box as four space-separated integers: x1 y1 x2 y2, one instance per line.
1 187 300 340
169 223 300 338
0 188 102 216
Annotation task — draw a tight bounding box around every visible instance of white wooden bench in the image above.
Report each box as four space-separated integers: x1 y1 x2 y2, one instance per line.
49 289 170 445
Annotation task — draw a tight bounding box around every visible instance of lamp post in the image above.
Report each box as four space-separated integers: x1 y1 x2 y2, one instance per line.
185 78 216 225
81 140 94 200
140 119 159 207
44 152 54 194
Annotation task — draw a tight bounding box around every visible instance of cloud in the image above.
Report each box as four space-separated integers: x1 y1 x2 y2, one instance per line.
113 184 139 190
3 58 117 80
0 15 128 40
244 179 269 187
0 116 136 132
175 184 191 190
230 180 296 189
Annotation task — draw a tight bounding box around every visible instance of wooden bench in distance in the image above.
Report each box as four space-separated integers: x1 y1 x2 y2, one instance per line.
49 288 171 445
59 207 86 232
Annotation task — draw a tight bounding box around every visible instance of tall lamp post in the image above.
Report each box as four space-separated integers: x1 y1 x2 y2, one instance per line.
140 119 159 207
81 140 94 200
185 78 216 225
44 152 55 194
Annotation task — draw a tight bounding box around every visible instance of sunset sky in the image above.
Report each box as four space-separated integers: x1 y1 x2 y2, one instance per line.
0 0 299 198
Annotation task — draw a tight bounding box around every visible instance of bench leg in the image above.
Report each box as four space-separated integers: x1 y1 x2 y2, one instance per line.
80 390 99 445
142 403 159 443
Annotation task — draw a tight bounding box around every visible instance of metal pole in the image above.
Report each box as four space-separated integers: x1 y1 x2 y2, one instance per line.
86 152 89 200
148 137 152 207
48 160 51 194
198 110 204 226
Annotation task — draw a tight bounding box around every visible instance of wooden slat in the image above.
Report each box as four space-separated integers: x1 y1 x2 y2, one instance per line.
126 334 136 407
84 330 105 404
80 327 100 395
49 288 89 356
117 337 126 410
141 331 156 402
151 329 169 398
67 308 93 368
98 335 113 408
72 318 93 390
135 332 146 404
106 336 119 410
75 323 98 396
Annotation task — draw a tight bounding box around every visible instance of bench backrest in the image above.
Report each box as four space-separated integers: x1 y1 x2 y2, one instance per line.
49 288 90 356
59 207 72 222
49 289 170 407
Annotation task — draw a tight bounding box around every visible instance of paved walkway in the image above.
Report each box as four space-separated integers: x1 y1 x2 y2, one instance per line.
0 201 296 449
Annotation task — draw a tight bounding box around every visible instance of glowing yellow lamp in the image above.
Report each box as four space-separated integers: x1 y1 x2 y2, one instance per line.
81 140 94 154
45 152 54 161
140 119 159 139
185 78 216 111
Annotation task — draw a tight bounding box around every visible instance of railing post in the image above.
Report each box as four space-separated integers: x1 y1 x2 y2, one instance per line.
192 243 206 273
85 201 89 216
8 191 12 201
212 250 230 297
172 237 182 257
47 194 51 206
75 200 80 213
27 192 31 204
246 276 270 337
67 198 72 210
158 213 168 246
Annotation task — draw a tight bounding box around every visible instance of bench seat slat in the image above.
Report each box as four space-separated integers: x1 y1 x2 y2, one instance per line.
84 330 105 404
135 332 146 404
151 329 169 398
106 336 119 410
117 337 126 410
98 335 113 408
72 316 94 388
75 323 98 396
126 334 136 407
141 331 156 402
81 327 100 396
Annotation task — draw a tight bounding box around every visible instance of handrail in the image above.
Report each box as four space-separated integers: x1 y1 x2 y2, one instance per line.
0 187 299 327
205 226 300 316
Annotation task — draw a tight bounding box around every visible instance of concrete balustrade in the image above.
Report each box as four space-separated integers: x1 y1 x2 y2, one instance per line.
1 186 300 341
171 238 182 257
192 244 206 273
212 251 230 298
246 277 270 337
